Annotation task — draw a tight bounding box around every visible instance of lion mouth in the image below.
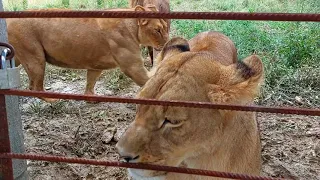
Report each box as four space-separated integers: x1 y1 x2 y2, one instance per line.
128 168 167 180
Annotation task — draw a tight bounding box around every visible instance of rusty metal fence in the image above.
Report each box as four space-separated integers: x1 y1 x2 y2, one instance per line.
0 8 319 180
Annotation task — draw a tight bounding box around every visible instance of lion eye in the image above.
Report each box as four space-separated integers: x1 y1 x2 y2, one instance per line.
155 28 161 34
161 118 182 128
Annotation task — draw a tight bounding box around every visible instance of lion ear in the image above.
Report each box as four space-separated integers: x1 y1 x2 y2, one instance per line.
236 55 264 86
146 4 158 12
134 5 145 11
154 37 190 66
134 5 149 26
207 55 264 105
138 19 148 25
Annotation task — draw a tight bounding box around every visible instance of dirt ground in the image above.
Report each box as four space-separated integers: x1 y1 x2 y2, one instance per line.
17 61 320 180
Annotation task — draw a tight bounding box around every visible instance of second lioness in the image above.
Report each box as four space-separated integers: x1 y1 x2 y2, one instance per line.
7 5 168 102
129 0 170 65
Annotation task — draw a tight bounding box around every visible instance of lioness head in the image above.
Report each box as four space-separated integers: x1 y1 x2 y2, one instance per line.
135 5 169 50
116 37 264 179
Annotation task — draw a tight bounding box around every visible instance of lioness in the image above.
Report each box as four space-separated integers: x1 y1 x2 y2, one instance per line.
129 0 170 65
7 5 168 102
116 37 263 179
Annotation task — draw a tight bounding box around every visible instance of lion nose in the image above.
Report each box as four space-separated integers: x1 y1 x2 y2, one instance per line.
116 143 140 162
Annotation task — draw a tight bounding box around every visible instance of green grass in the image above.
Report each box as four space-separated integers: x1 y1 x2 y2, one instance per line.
102 68 133 93
27 100 68 116
3 0 320 107
3 0 128 10
171 18 319 107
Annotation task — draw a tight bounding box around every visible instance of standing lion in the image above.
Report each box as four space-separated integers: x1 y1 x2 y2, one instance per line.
129 0 170 65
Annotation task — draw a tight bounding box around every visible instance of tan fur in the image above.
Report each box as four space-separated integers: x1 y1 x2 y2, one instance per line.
129 0 170 65
189 31 237 65
153 31 237 67
7 6 168 102
116 36 263 180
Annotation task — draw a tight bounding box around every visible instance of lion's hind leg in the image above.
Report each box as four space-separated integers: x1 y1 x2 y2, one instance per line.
15 41 58 103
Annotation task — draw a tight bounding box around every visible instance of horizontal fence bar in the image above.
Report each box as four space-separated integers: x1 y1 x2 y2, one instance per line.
0 153 286 180
0 11 319 22
0 89 319 116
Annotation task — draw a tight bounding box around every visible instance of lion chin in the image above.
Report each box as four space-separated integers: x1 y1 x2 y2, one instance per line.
128 169 167 180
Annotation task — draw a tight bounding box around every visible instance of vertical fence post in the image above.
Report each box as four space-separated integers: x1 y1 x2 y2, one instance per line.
0 96 13 180
0 1 28 180
0 1 13 178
